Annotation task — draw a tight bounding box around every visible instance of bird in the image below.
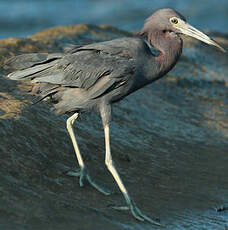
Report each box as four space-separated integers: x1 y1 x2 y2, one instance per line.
5 8 225 226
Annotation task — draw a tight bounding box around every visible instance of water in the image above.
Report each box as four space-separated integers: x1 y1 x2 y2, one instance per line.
0 0 228 39
0 5 228 229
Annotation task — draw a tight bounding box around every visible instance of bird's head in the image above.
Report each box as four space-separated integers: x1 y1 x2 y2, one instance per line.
141 8 226 52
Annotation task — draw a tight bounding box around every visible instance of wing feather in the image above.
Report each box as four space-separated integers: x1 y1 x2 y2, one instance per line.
7 37 139 99
31 39 136 99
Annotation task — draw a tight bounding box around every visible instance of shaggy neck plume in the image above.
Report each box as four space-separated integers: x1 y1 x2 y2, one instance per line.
140 29 183 77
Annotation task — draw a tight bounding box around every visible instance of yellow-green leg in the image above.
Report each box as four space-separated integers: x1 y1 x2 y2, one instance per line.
66 112 111 195
104 123 163 226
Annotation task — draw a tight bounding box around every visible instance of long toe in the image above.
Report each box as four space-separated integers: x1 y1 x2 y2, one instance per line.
65 168 86 186
129 201 164 227
109 205 130 211
66 168 86 186
109 202 164 226
86 173 112 195
66 167 112 195
66 168 81 177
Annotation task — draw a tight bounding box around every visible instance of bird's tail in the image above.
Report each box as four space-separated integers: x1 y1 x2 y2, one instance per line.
4 53 64 105
5 53 63 81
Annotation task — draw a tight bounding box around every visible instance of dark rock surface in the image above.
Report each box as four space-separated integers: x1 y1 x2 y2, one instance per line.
0 24 227 230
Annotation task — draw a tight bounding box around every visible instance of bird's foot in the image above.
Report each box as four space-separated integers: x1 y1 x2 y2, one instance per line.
66 167 112 196
110 200 164 227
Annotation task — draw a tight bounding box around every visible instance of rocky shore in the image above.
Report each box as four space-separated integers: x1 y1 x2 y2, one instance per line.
0 24 227 230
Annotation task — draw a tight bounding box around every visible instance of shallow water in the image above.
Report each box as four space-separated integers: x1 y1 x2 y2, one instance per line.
0 0 228 39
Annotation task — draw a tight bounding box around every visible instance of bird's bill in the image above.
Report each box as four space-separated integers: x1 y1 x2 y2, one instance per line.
176 19 226 53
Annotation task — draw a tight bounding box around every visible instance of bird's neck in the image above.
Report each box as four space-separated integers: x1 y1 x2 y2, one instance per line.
143 30 183 79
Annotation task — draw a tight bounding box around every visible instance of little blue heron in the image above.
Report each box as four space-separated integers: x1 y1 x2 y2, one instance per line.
5 8 225 226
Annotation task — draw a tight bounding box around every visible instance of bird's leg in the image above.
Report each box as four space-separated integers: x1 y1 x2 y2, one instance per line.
103 121 162 226
66 112 111 195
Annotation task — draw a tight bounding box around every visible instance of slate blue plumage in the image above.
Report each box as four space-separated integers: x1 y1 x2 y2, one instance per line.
5 8 225 225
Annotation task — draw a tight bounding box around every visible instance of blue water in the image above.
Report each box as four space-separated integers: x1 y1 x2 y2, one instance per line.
0 0 228 39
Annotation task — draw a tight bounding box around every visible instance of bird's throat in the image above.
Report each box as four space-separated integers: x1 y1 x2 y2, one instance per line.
149 31 183 76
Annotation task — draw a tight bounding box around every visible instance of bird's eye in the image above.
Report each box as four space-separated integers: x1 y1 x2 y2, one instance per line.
170 18 178 24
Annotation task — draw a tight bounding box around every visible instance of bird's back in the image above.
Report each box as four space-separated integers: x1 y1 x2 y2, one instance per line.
5 36 159 114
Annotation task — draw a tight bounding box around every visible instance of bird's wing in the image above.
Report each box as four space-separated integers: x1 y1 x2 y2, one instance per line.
31 39 136 98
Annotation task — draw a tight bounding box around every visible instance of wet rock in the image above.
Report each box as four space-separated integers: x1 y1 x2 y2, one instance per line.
0 24 228 230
